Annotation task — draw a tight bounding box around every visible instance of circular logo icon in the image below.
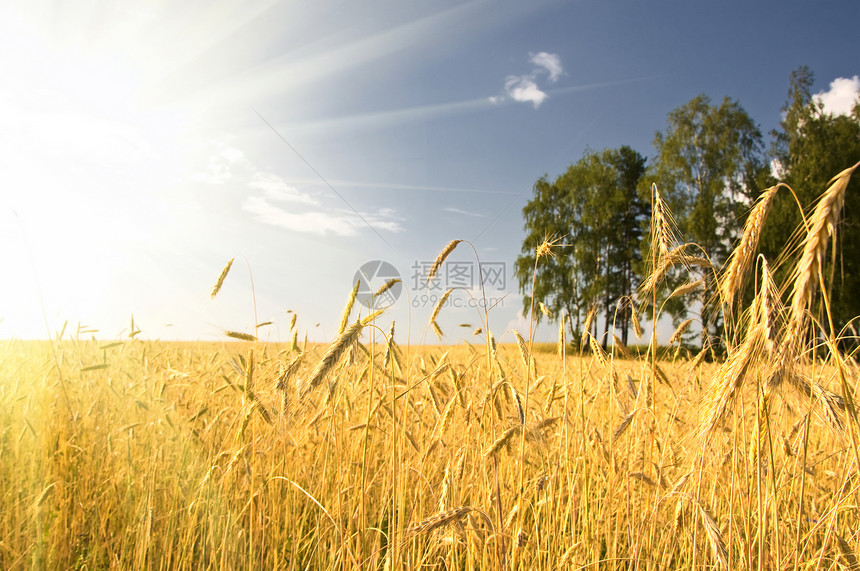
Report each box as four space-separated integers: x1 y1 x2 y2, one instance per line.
353 260 402 309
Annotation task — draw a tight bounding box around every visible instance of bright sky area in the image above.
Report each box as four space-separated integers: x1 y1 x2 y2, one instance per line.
1 0 859 345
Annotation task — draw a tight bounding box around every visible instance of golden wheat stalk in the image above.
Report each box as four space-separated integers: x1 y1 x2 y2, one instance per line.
836 533 860 571
668 319 694 345
669 279 705 300
382 321 396 370
612 410 637 442
210 257 234 299
697 503 728 568
720 184 781 307
631 304 643 339
299 320 363 398
612 334 633 360
406 506 493 536
701 322 762 436
788 161 859 338
557 313 566 358
582 306 596 343
431 321 444 340
640 249 712 294
589 335 608 368
374 278 400 299
483 425 521 458
225 331 257 342
652 184 676 262
338 280 361 335
512 329 530 374
538 301 553 318
430 288 454 325
427 240 462 284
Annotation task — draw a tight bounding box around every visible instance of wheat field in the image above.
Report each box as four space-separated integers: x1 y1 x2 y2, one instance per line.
1 164 859 569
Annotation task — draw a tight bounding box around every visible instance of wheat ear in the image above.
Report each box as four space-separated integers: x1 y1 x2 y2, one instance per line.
338 280 361 335
720 185 781 307
210 258 235 298
299 320 363 398
788 161 859 338
406 506 493 536
427 240 462 284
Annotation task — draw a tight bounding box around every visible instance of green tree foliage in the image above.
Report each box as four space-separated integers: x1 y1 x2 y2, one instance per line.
763 66 860 336
648 94 766 335
516 147 647 345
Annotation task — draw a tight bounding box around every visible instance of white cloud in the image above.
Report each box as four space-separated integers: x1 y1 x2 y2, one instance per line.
530 52 562 83
814 76 860 116
242 196 403 236
249 172 317 205
505 75 548 108
497 52 563 109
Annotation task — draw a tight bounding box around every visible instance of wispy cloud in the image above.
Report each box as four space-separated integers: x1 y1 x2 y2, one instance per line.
530 51 563 83
494 51 563 109
445 207 485 218
814 76 860 116
242 197 403 236
192 139 401 236
249 172 317 205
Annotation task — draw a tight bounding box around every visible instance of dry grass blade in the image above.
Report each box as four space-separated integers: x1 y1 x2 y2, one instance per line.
299 321 363 398
210 258 234 299
427 240 462 284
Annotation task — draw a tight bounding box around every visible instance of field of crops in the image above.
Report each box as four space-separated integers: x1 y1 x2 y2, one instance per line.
0 327 857 569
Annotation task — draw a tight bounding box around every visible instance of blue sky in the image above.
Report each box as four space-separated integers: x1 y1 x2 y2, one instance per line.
1 0 859 344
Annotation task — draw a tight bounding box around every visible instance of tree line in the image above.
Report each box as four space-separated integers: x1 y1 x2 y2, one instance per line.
516 67 860 347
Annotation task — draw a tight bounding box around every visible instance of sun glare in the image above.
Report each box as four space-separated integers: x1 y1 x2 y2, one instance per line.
0 6 189 338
